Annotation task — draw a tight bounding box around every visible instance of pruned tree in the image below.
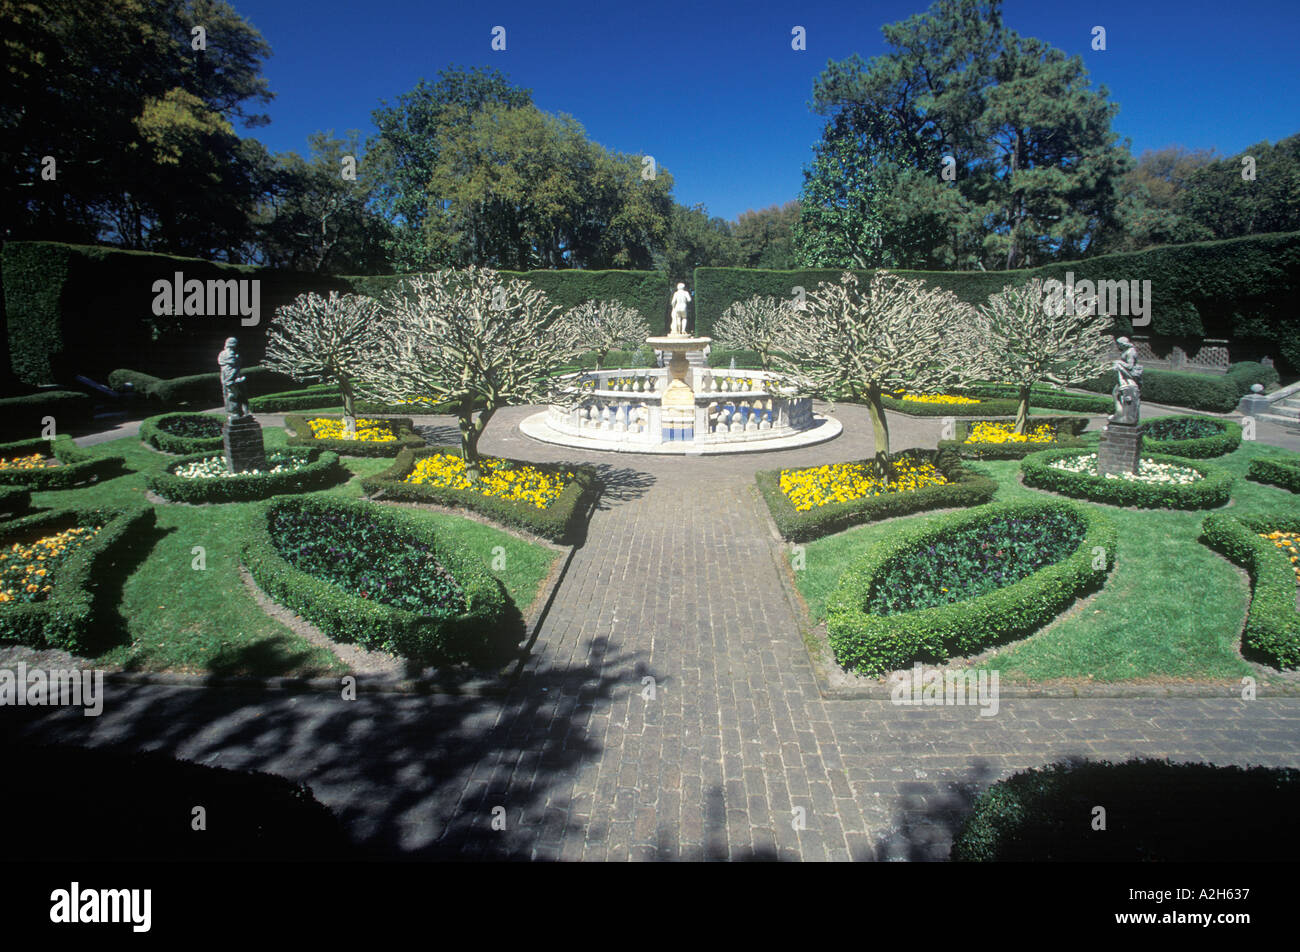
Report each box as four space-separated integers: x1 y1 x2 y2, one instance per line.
565 299 649 369
263 291 385 437
775 270 976 475
972 278 1116 433
712 294 792 371
358 266 582 476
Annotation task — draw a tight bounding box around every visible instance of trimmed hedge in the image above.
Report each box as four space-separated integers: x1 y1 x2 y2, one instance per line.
0 390 93 442
1021 447 1233 509
360 446 600 543
1201 511 1300 668
938 416 1092 460
0 504 156 652
146 447 344 504
827 499 1116 676
1079 361 1280 413
283 414 425 457
956 383 1113 414
139 412 227 455
951 758 1300 862
1142 415 1242 457
111 365 303 407
1248 454 1300 493
693 232 1300 364
706 348 764 369
241 496 514 665
756 449 998 543
0 435 126 489
0 485 31 520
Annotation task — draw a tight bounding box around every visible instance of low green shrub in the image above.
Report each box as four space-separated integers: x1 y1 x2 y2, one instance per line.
938 416 1091 460
0 435 126 489
107 369 163 394
578 346 658 369
1079 362 1276 413
1021 448 1233 509
360 447 600 543
139 412 227 455
1201 511 1300 668
878 394 1019 417
956 383 1112 414
242 496 513 665
109 366 303 407
951 758 1300 862
283 414 425 457
1248 454 1300 493
0 485 31 520
145 447 344 503
1142 415 1241 457
706 348 764 369
0 391 93 443
0 505 156 652
755 449 998 543
827 499 1115 676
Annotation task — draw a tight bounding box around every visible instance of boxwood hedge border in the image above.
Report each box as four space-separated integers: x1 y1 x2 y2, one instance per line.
0 504 156 652
240 496 514 666
1201 510 1300 668
0 486 32 520
756 449 997 543
0 435 126 490
1248 454 1300 493
1142 415 1242 458
826 499 1116 676
145 447 344 504
956 384 1113 414
1021 448 1233 509
937 416 1092 460
283 414 425 457
139 412 227 455
360 446 600 544
878 394 1019 417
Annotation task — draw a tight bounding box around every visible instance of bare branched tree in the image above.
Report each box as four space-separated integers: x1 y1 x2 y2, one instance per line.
564 299 649 369
712 294 792 371
263 291 385 437
358 266 582 476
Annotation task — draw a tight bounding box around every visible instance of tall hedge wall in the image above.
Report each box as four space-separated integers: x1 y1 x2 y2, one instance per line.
693 231 1300 365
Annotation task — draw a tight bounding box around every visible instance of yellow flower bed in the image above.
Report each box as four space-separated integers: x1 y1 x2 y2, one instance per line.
405 453 574 509
779 460 949 512
897 392 980 405
966 421 1057 444
307 417 397 442
0 452 52 471
0 525 99 603
1261 530 1300 585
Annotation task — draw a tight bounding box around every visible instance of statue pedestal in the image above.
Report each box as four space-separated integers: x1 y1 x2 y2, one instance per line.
224 416 268 473
1097 421 1144 476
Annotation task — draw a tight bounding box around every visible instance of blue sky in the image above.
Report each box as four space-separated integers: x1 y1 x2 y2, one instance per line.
234 0 1300 222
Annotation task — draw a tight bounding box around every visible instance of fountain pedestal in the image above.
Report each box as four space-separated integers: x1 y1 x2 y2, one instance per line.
647 334 711 441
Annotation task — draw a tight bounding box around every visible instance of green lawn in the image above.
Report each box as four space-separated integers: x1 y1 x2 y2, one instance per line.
790 438 1300 682
18 427 560 677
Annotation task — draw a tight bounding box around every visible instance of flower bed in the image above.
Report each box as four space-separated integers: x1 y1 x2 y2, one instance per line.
938 416 1091 460
756 449 997 542
826 499 1115 676
283 413 424 457
1021 448 1232 509
1248 453 1300 493
0 505 156 652
241 496 512 664
0 436 126 490
139 412 226 455
879 393 1017 417
1141 415 1241 458
146 447 344 504
951 759 1300 862
1201 511 1300 668
360 446 600 543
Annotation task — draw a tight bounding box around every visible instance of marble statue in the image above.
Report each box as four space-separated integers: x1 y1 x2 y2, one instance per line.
1110 336 1144 424
670 282 692 336
218 336 252 420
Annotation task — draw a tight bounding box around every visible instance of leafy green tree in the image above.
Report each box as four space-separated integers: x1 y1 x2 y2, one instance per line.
732 202 801 269
655 203 740 279
1182 134 1300 239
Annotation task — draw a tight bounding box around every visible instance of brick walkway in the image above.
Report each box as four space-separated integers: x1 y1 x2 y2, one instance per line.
9 402 1300 860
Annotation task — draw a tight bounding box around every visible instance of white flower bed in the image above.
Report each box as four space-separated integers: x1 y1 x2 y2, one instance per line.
172 454 304 480
1048 453 1203 485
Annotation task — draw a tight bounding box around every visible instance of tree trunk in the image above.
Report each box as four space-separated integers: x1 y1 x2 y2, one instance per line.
460 405 495 481
339 376 357 438
866 384 892 481
1014 385 1031 435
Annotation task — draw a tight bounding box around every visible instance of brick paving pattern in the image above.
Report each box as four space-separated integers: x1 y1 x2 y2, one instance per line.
7 403 1300 860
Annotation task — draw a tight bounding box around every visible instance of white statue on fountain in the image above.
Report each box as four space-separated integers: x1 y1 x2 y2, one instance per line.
670 282 692 336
